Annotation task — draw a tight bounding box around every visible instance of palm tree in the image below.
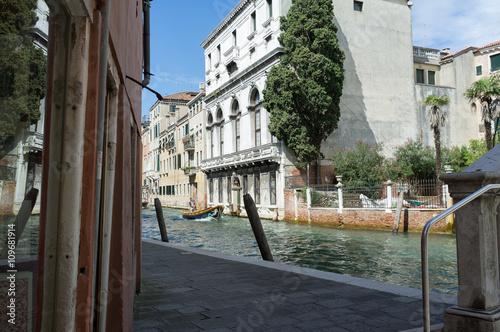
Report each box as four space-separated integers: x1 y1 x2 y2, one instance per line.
464 75 500 151
422 94 449 179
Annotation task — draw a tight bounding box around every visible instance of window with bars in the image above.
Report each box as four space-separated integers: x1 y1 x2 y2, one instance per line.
227 176 232 204
209 179 213 202
255 174 260 204
243 175 248 195
218 178 223 203
270 172 276 205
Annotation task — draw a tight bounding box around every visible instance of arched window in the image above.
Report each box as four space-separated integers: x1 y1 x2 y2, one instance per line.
217 109 224 156
232 100 241 152
251 89 261 146
208 112 214 157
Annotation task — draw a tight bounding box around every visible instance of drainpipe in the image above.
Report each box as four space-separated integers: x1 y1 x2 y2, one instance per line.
92 0 110 329
142 0 151 86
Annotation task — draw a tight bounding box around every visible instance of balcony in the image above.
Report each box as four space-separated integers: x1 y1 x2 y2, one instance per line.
182 164 198 176
23 131 43 153
183 136 195 151
201 143 281 172
413 46 441 65
223 46 240 64
145 169 158 181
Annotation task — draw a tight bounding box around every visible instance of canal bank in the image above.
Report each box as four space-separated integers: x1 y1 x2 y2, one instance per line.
134 239 455 331
142 207 458 294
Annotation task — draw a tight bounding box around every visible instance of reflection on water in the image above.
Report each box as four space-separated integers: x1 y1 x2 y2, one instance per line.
142 207 457 294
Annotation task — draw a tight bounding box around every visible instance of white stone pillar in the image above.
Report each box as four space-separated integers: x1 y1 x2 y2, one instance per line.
385 180 393 212
336 176 343 214
441 144 500 331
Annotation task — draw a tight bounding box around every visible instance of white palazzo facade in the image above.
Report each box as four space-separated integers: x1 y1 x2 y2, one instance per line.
200 0 295 220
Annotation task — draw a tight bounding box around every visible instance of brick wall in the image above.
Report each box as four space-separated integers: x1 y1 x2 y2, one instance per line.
284 189 451 233
0 181 15 216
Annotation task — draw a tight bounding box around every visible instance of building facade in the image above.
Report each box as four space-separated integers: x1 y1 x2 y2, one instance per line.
199 0 426 219
141 115 151 204
200 0 294 220
144 90 212 208
413 40 500 149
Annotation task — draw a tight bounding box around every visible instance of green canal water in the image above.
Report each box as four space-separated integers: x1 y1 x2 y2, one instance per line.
0 208 457 295
142 207 457 295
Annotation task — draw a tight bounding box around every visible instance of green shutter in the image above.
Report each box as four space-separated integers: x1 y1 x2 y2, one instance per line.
491 54 500 72
416 69 424 83
177 154 181 169
428 71 435 85
476 65 482 76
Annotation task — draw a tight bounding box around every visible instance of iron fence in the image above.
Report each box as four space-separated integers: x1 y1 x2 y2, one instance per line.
291 178 448 210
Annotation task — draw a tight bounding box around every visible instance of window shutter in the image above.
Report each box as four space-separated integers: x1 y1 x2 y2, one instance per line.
491 54 500 72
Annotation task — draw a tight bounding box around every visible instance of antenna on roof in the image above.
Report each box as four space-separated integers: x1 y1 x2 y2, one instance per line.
424 24 426 48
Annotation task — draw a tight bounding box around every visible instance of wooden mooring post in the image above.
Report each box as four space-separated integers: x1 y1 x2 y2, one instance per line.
243 193 273 262
154 198 169 242
0 188 39 258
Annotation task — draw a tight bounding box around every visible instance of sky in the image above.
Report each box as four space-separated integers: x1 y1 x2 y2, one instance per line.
141 0 500 117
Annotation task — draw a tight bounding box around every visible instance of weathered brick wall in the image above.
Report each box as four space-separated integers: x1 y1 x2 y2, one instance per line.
0 181 16 216
283 189 450 233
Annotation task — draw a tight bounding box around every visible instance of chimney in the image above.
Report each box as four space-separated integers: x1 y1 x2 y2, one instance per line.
199 82 206 92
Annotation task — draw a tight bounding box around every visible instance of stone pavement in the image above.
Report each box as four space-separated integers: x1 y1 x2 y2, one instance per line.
133 239 455 332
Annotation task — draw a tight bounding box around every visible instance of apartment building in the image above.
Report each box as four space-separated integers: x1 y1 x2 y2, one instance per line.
200 0 293 220
413 40 500 148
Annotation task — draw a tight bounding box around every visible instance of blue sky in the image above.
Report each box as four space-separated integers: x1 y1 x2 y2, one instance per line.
141 0 500 116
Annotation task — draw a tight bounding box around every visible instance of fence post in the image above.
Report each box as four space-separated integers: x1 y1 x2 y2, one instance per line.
385 180 393 212
306 188 311 223
293 189 298 221
336 176 343 214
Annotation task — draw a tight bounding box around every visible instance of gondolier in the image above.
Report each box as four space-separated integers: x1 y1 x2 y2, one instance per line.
189 198 196 212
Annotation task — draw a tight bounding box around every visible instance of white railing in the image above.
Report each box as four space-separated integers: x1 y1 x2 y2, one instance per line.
413 46 441 62
421 184 500 332
201 143 280 171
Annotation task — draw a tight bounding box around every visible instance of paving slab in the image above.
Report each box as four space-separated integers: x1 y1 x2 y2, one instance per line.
134 239 456 331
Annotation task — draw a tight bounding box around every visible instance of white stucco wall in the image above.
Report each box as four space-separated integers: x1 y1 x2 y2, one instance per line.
321 0 417 157
440 51 481 145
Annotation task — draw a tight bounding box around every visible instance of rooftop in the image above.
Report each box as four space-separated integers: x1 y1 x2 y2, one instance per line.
163 91 199 102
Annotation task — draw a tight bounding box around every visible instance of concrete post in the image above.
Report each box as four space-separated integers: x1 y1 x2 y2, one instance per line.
440 144 500 331
336 176 343 214
385 180 393 212
306 188 311 223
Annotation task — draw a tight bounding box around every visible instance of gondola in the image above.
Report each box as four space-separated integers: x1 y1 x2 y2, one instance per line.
182 205 224 220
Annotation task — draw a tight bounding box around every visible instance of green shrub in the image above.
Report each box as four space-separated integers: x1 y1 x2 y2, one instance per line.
300 187 322 204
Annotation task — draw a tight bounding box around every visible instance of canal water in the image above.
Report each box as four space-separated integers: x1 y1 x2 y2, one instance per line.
142 207 457 295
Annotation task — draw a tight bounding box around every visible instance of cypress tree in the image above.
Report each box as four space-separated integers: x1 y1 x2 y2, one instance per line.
0 0 46 154
263 0 344 165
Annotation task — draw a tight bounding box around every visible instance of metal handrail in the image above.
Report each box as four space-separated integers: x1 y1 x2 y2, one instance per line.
421 183 500 331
